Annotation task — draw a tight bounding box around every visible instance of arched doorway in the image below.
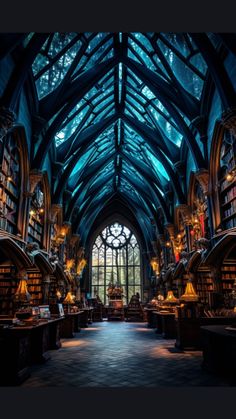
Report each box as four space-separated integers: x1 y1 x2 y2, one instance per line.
91 222 142 304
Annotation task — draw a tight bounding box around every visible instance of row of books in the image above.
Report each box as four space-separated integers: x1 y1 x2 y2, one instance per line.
224 217 236 229
196 284 214 291
223 200 236 218
221 265 236 271
28 286 41 292
223 187 236 204
222 283 233 289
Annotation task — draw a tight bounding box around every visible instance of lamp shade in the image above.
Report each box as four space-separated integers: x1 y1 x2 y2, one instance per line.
14 279 31 303
163 290 178 304
180 280 199 302
63 291 75 304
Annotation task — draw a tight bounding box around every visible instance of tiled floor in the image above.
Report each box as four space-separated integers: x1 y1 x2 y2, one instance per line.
22 321 229 387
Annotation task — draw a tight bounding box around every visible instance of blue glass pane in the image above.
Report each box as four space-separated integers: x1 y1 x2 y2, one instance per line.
128 39 156 71
125 104 146 123
92 103 114 124
157 38 204 99
145 149 170 180
147 105 183 146
190 53 208 76
70 148 94 177
160 33 190 57
127 48 143 65
126 94 146 114
33 35 82 99
55 104 90 146
131 33 154 52
126 85 146 104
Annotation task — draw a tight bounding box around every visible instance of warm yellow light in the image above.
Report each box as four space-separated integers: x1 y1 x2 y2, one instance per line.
163 290 178 304
61 229 66 236
226 172 233 182
29 209 36 216
14 280 31 303
66 259 75 270
39 208 44 214
77 258 87 275
56 290 62 299
177 234 181 239
166 241 171 247
194 218 199 224
7 176 12 182
63 291 75 304
180 280 199 302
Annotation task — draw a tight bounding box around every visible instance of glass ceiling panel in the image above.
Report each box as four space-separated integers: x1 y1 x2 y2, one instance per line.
55 104 90 146
145 149 170 180
157 38 205 99
33 34 82 99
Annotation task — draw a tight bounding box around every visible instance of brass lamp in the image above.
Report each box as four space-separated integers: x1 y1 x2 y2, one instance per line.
180 280 199 302
63 291 75 313
14 279 31 304
163 290 179 305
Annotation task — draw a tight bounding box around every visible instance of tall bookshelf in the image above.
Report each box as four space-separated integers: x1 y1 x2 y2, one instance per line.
196 268 215 306
0 136 20 235
221 261 236 296
219 131 236 230
27 268 43 306
194 180 210 239
28 182 44 246
0 264 17 315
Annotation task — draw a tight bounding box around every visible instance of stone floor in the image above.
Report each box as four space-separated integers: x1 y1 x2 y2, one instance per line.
22 321 229 387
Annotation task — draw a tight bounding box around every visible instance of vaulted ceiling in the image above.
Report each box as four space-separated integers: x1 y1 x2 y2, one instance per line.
3 32 233 251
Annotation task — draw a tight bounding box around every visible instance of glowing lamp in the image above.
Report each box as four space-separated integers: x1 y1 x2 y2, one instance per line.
14 279 31 303
56 290 62 299
29 209 36 216
39 208 44 214
180 280 199 302
166 241 171 247
226 172 233 182
177 234 181 239
63 291 75 305
163 290 178 304
7 176 12 182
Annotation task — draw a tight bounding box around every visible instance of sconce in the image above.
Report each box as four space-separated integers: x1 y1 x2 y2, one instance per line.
150 258 159 275
225 169 236 182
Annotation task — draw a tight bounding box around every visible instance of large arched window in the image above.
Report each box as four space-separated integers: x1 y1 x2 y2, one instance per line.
91 222 141 304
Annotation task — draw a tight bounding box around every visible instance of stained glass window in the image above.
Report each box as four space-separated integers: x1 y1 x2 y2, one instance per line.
91 222 141 304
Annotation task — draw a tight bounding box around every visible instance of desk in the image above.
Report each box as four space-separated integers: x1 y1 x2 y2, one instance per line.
78 308 93 328
155 312 176 338
201 325 236 380
0 317 63 385
59 311 83 338
144 308 159 328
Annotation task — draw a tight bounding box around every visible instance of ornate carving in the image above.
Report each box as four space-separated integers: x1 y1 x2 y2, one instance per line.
175 204 191 225
29 170 43 194
51 204 62 223
25 242 40 253
0 106 15 140
195 169 209 195
221 108 236 138
165 223 175 239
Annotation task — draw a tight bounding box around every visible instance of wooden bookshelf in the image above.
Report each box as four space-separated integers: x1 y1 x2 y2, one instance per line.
219 132 236 230
196 269 215 306
28 183 44 245
0 264 17 315
27 269 43 306
0 136 20 235
220 262 236 295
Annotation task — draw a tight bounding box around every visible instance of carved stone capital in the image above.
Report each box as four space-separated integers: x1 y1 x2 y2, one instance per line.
175 204 191 224
29 170 43 194
70 234 80 246
51 204 62 223
165 223 175 239
0 106 15 140
195 169 209 195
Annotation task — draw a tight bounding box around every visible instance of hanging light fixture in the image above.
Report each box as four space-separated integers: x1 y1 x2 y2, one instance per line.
14 279 31 304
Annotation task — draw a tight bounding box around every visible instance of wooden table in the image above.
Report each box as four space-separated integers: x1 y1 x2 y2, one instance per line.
0 317 64 385
201 325 236 381
144 309 159 328
78 308 93 328
155 312 176 338
59 311 84 338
